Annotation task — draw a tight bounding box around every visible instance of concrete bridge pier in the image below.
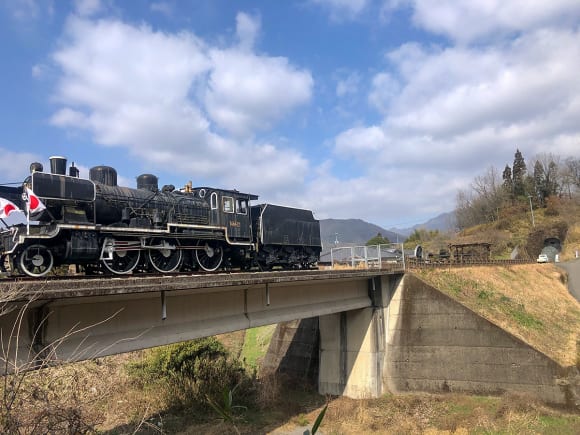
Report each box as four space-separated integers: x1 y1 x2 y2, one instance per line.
318 274 403 398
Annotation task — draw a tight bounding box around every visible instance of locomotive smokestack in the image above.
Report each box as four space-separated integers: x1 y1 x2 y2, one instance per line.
49 156 67 175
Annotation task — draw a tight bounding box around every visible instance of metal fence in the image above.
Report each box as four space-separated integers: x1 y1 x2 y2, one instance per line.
329 244 534 270
330 244 405 269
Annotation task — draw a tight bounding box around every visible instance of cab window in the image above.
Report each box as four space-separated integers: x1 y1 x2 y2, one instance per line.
210 192 218 210
222 196 234 213
236 199 248 215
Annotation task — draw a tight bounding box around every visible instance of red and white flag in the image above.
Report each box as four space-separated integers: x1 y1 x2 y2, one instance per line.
0 197 20 219
25 187 46 216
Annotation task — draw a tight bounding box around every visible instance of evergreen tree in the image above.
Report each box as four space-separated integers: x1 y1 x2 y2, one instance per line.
533 160 546 205
546 161 559 197
512 149 527 196
502 164 513 197
366 232 390 246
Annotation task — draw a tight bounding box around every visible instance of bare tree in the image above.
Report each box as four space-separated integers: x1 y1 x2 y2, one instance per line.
0 282 128 433
560 156 580 198
455 166 506 229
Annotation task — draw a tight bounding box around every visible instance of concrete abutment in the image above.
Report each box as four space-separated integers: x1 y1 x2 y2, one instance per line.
268 273 577 406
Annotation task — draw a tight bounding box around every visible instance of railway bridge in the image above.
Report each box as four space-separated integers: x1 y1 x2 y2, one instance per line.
0 267 573 405
0 269 404 395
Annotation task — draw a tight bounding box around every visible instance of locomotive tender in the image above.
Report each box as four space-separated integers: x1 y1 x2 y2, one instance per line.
0 156 321 277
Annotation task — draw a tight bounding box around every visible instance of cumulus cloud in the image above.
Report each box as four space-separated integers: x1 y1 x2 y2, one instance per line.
0 147 41 181
388 0 580 43
48 13 312 195
44 1 580 227
298 161 462 225
205 49 313 136
333 27 580 175
236 12 260 50
321 1 580 225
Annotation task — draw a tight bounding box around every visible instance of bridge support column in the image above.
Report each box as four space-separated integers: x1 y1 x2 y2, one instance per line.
318 274 404 398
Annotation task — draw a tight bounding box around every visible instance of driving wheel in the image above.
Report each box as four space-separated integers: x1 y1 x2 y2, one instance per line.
102 239 141 274
195 241 223 272
19 244 54 277
148 238 182 273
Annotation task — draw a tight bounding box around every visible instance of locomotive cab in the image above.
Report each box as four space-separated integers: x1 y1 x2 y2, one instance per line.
195 187 258 243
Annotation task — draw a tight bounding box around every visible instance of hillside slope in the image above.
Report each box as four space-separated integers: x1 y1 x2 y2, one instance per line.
414 264 580 367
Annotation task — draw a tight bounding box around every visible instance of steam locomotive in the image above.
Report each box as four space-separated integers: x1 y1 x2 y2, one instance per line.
0 156 321 277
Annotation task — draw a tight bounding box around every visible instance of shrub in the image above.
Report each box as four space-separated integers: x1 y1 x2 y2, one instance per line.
545 196 560 216
127 337 256 410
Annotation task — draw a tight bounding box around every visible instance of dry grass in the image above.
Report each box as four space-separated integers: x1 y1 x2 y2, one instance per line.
269 392 580 434
561 222 580 261
4 344 578 434
415 264 580 367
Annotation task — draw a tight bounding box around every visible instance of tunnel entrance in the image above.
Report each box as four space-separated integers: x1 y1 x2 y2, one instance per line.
540 237 561 261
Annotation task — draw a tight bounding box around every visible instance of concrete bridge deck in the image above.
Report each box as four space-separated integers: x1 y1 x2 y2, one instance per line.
0 268 403 372
3 268 404 300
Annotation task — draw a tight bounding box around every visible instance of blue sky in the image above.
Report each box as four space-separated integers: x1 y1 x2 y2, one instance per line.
1 0 579 229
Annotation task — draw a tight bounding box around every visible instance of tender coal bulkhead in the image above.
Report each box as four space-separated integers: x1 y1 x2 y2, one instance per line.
0 156 321 277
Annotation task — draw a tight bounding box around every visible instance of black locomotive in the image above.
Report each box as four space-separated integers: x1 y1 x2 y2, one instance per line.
0 156 321 277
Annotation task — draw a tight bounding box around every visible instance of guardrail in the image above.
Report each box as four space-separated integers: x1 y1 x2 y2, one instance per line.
330 244 405 269
405 258 534 269
329 244 534 271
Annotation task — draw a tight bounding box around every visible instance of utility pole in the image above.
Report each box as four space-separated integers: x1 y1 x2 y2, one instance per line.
527 195 535 227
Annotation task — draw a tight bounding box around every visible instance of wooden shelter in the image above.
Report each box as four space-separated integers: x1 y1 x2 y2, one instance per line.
448 242 491 263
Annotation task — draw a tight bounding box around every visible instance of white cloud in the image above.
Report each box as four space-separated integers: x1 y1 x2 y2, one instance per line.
336 72 360 97
368 72 399 113
311 0 369 19
150 2 173 17
322 7 580 225
31 63 47 78
5 0 41 21
335 126 386 155
391 0 580 43
49 15 312 196
236 12 260 51
0 147 41 181
298 162 461 226
334 27 580 167
205 49 313 137
385 29 580 143
74 0 102 17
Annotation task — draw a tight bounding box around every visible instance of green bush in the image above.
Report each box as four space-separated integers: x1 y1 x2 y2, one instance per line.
128 337 256 410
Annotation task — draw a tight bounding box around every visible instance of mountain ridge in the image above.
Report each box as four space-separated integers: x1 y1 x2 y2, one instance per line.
319 212 456 247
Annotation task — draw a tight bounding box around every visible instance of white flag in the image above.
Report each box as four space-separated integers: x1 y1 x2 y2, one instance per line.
25 187 46 216
0 197 20 219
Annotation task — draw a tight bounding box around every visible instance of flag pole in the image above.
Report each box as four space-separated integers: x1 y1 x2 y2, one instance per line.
26 190 30 236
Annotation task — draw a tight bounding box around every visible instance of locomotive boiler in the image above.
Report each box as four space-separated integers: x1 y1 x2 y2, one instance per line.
0 156 321 277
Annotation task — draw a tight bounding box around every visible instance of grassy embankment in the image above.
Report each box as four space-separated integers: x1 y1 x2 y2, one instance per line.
454 199 580 260
2 305 578 433
414 264 580 367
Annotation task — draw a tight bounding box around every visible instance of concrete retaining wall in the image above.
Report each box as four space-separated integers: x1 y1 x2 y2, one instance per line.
386 274 578 406
262 317 319 381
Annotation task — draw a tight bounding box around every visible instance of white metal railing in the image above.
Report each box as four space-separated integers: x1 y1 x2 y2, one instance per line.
330 243 405 269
